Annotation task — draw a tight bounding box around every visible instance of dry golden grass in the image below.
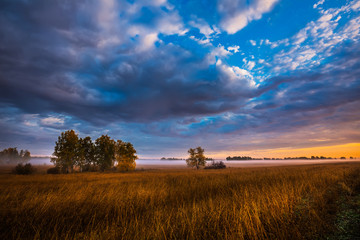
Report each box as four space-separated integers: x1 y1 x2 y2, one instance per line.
0 163 359 239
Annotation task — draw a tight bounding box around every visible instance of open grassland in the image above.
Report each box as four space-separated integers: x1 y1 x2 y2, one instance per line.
1 163 360 239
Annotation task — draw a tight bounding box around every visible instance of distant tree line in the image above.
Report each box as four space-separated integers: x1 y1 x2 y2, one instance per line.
161 156 214 161
51 130 137 173
284 156 337 160
0 147 31 164
160 157 184 160
226 156 262 160
226 155 352 160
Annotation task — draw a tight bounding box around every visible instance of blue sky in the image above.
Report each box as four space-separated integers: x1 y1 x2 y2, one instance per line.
0 0 359 158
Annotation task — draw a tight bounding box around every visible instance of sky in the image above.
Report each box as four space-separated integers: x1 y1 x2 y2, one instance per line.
0 0 360 158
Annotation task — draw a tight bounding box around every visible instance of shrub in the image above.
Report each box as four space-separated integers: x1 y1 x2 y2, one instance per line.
13 163 36 175
82 165 99 172
117 161 136 172
205 161 226 169
47 167 60 174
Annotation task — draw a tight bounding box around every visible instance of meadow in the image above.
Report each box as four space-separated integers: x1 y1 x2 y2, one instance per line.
0 163 359 239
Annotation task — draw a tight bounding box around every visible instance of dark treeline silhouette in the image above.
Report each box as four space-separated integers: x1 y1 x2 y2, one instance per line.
226 156 263 160
0 147 31 164
284 156 335 160
51 130 137 173
227 155 352 160
160 156 213 161
161 157 184 160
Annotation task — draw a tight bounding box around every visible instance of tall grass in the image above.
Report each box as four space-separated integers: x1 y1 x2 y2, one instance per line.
0 163 359 239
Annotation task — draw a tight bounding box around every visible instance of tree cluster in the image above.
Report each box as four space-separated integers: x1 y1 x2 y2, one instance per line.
13 163 35 175
51 130 137 173
0 147 31 164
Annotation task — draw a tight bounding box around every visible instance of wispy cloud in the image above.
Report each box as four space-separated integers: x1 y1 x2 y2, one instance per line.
218 0 279 34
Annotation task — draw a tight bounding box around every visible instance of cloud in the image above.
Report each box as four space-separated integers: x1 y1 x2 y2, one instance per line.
1 0 234 124
293 29 307 45
227 45 240 53
270 0 360 73
140 32 159 50
246 61 256 70
178 46 360 148
157 12 188 36
212 45 232 57
313 0 325 9
218 0 279 34
351 0 360 10
189 36 211 45
40 116 65 128
189 17 219 38
216 60 256 90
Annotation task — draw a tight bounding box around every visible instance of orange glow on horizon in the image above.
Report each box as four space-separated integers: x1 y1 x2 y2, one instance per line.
208 143 360 159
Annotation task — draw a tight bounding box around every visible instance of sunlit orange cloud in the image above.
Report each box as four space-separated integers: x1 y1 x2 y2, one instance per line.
208 143 360 159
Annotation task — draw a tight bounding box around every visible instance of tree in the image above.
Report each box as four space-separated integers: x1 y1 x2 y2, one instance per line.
95 135 115 171
186 146 207 169
0 148 31 164
115 140 137 171
52 130 79 173
22 150 31 161
77 136 95 172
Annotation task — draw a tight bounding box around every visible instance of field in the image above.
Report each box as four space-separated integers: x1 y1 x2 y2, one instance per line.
1 163 360 239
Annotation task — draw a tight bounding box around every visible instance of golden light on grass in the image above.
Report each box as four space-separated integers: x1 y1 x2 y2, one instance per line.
1 163 359 239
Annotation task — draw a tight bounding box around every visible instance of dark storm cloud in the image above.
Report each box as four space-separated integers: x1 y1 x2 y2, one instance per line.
0 0 256 125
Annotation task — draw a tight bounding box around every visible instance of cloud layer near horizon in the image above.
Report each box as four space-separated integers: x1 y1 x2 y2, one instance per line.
0 0 359 157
